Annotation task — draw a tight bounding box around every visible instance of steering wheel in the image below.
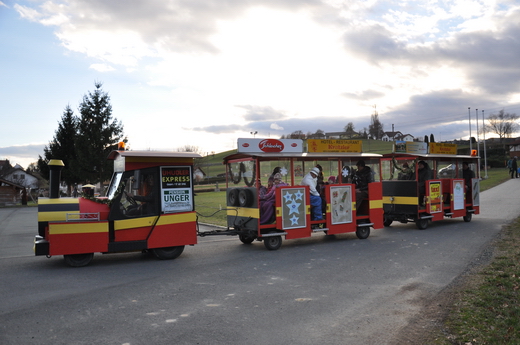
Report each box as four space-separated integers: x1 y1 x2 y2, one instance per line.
123 191 138 206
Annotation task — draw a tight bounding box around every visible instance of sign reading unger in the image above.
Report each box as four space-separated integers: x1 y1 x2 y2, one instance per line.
160 166 193 213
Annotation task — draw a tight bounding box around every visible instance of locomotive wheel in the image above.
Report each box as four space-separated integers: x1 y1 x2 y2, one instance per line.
64 253 94 267
463 213 472 222
356 226 370 239
263 234 282 251
151 246 185 260
238 189 254 207
239 234 255 244
415 218 429 230
228 189 239 206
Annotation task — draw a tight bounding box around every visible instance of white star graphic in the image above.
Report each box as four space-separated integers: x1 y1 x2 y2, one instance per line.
283 191 294 202
293 190 304 200
286 199 301 215
290 215 299 225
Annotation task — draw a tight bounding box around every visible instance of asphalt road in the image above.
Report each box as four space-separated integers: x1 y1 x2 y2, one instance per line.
1 179 519 345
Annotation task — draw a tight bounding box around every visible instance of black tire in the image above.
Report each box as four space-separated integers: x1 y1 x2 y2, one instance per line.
463 213 472 222
383 217 393 227
228 189 239 206
238 189 254 207
64 253 94 267
239 233 255 244
416 218 429 230
263 235 282 251
356 226 370 239
151 246 185 260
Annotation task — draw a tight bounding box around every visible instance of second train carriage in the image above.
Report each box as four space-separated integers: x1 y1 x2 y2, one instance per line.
215 138 384 250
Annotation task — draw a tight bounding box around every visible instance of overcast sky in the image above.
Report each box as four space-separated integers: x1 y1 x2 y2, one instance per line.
2 0 520 168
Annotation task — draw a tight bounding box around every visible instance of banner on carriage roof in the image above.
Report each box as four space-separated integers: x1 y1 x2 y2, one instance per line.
306 139 362 153
429 142 457 155
394 141 428 154
237 138 303 153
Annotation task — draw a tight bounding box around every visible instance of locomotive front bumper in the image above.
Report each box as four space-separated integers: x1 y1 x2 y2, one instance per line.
33 235 49 256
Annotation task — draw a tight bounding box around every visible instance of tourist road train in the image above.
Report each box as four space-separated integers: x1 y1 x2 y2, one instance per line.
33 138 480 266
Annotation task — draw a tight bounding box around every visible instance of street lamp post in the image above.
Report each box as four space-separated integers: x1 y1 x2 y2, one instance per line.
468 107 472 153
476 108 480 174
482 110 488 179
475 108 480 157
250 131 258 138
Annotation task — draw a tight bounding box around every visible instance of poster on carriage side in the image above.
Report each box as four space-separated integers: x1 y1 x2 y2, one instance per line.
281 187 307 229
428 181 442 214
330 186 353 224
160 166 193 213
472 178 480 206
452 180 465 210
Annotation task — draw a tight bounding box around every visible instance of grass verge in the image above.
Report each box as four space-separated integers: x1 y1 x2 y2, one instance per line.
435 218 520 344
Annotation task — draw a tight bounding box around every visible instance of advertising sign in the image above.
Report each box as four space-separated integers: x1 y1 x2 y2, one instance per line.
237 138 303 153
428 181 442 213
404 142 428 154
429 142 457 155
307 139 362 153
330 186 353 224
160 166 193 213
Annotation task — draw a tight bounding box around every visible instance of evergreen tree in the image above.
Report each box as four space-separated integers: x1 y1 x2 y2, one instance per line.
38 105 81 194
75 82 124 184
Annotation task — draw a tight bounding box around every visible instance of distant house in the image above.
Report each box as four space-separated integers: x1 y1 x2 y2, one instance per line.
2 168 40 190
508 138 520 158
0 178 25 206
382 131 414 142
395 133 414 142
382 131 402 141
194 167 206 182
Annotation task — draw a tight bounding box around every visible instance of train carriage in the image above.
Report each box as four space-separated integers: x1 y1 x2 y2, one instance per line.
219 138 384 250
381 150 480 230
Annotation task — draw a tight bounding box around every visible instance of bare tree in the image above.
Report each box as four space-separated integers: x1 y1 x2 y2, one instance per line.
344 122 356 138
486 109 519 142
177 145 201 154
369 113 384 139
289 130 306 139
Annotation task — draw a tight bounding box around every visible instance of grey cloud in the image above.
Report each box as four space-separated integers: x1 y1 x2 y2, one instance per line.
342 89 385 100
342 24 408 63
383 90 507 140
342 8 520 96
235 105 287 121
0 143 46 168
190 124 245 133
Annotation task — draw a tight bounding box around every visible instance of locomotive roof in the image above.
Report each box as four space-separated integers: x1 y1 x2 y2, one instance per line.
107 150 201 160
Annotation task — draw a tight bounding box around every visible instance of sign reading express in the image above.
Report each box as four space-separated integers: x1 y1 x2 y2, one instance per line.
161 166 193 213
